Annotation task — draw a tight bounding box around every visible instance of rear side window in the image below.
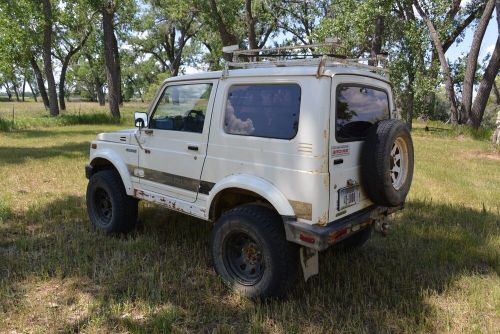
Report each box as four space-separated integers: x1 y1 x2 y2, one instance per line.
224 84 301 140
336 85 389 141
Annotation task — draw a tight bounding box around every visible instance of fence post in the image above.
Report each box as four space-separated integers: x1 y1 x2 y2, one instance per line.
12 104 14 123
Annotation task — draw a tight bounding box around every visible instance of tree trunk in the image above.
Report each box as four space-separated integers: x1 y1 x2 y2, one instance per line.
30 57 49 108
27 80 38 102
493 83 500 144
245 0 258 50
42 0 59 116
58 57 70 111
369 15 384 66
3 83 12 101
469 37 500 128
461 0 495 124
493 81 500 105
406 68 416 130
21 77 26 102
414 1 459 124
209 0 239 61
96 80 105 106
113 34 123 105
12 81 20 102
102 7 120 118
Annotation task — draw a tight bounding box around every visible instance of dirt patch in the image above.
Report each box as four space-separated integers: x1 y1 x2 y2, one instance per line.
464 150 500 161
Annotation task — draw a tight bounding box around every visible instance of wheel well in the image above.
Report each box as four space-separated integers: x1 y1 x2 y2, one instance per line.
90 158 119 175
209 188 274 222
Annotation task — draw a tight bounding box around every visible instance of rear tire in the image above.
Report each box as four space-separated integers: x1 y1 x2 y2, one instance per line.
361 119 414 207
86 169 138 234
211 204 298 299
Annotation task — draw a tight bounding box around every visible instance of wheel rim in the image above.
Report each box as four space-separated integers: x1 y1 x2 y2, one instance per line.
223 232 264 285
94 187 112 225
390 137 409 190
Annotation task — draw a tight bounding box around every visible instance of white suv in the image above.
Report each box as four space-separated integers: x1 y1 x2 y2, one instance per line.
85 57 414 298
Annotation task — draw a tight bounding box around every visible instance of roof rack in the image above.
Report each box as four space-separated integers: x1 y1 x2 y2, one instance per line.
221 42 389 79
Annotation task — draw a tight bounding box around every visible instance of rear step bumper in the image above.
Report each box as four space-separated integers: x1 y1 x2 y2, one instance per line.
283 205 403 251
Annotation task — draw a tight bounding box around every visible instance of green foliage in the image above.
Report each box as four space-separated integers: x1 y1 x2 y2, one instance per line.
144 72 171 101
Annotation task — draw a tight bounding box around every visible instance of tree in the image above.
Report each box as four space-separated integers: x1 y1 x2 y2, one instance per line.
102 1 121 117
132 0 201 77
390 0 428 129
86 0 138 117
492 81 500 144
203 0 241 61
469 2 500 128
461 0 495 124
41 0 59 116
274 0 331 46
30 56 50 108
413 0 459 124
53 0 94 110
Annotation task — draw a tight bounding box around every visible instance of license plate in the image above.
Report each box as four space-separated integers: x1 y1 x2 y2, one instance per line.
338 186 360 210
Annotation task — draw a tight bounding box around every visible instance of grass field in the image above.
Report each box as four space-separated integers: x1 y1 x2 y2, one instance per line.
0 102 499 333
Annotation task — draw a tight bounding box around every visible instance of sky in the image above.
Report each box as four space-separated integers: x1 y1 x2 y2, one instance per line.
446 10 497 64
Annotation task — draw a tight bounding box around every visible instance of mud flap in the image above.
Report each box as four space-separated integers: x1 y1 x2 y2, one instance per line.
300 247 319 281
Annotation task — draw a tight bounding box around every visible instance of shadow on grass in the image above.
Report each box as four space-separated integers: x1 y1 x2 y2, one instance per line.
0 196 498 332
0 142 88 164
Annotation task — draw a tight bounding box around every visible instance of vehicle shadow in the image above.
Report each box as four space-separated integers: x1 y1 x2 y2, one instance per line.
0 196 498 332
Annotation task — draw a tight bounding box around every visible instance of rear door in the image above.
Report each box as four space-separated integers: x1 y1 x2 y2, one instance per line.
329 75 393 221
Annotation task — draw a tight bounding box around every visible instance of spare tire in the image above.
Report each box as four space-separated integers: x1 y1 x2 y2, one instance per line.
361 119 414 207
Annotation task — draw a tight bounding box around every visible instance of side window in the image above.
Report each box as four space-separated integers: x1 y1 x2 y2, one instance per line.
150 83 213 133
224 84 301 140
336 85 389 142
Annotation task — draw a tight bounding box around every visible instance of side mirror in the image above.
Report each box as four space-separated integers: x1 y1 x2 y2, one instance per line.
134 112 148 128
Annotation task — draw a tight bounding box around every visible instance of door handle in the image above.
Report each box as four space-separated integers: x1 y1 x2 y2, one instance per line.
188 145 199 151
334 159 344 165
144 129 153 135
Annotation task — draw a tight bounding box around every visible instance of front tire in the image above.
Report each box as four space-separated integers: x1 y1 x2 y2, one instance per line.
211 205 298 299
86 169 138 234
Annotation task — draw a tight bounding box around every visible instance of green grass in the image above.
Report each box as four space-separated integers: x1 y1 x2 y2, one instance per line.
412 119 495 142
0 101 149 131
0 103 499 333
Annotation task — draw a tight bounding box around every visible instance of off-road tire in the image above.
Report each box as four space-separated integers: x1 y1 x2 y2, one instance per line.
361 119 414 207
86 169 138 234
335 226 373 251
211 204 298 299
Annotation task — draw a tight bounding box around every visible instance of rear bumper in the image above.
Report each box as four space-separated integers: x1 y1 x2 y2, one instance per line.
283 205 403 251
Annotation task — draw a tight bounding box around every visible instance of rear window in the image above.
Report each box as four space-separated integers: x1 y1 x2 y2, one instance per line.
224 84 301 140
336 85 389 141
